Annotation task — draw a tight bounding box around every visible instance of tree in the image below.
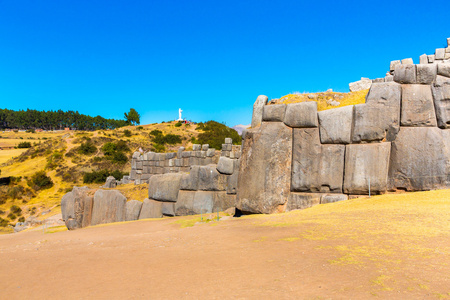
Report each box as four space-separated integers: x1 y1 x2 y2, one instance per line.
124 108 140 126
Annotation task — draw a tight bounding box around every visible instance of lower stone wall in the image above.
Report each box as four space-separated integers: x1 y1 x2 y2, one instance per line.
62 155 240 229
121 139 241 185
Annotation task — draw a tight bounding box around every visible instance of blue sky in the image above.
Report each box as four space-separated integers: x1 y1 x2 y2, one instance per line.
0 0 449 127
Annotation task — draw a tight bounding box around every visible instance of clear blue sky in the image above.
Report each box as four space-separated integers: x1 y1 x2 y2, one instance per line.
1 0 449 127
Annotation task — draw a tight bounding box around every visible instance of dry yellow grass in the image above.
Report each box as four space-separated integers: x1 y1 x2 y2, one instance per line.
0 149 27 164
274 89 369 111
237 190 450 296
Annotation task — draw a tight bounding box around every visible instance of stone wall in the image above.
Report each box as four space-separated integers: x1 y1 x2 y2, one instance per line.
62 37 450 229
120 140 241 185
238 37 450 214
62 139 241 229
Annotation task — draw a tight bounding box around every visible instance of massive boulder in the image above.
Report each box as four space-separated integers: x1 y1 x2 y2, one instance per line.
352 82 401 142
61 187 94 230
416 64 437 84
400 84 437 127
180 166 199 190
91 190 127 226
388 127 450 191
216 156 234 175
148 173 182 202
102 176 117 188
139 198 163 219
318 105 353 144
394 64 416 84
286 193 321 212
226 159 240 194
236 122 292 214
251 95 268 128
291 128 345 193
283 102 318 128
343 143 391 194
126 200 143 221
61 191 74 224
198 165 227 191
431 77 450 129
262 104 286 122
320 194 348 204
175 191 236 216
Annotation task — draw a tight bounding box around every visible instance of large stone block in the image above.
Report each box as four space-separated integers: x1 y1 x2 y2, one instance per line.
283 102 318 128
91 190 127 226
419 54 428 64
193 191 214 214
251 95 268 128
198 165 227 191
390 60 401 72
213 192 236 212
416 64 437 84
286 193 321 212
320 194 348 204
180 166 199 190
216 156 234 175
262 104 286 122
161 202 175 216
61 187 94 230
401 84 437 127
175 191 196 216
388 127 450 191
352 82 401 142
437 63 450 78
431 80 450 129
435 48 445 60
139 199 163 219
176 191 216 215
61 191 74 223
394 64 416 84
236 122 292 214
318 105 353 144
226 159 239 194
126 200 143 221
148 173 182 202
343 143 391 195
291 128 345 193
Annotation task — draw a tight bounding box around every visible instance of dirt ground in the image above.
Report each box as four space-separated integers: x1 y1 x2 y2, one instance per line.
0 191 449 299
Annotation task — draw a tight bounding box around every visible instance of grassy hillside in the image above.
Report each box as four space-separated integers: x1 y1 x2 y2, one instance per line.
0 121 240 233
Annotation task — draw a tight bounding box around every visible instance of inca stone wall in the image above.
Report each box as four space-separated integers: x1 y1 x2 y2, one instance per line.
119 140 241 185
62 139 241 229
62 37 450 229
237 37 450 214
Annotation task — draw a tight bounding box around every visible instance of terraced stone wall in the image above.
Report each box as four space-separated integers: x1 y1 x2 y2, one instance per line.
237 37 450 214
121 139 241 185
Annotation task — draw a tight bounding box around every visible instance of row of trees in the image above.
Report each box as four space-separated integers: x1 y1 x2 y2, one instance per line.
0 108 140 131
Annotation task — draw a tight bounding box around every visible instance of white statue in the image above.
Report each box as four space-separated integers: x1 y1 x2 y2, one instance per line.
177 108 183 121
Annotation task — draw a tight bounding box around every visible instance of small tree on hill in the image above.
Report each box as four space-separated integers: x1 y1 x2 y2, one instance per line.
124 108 140 126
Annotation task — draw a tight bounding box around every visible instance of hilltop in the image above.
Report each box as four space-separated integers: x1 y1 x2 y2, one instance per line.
270 89 369 110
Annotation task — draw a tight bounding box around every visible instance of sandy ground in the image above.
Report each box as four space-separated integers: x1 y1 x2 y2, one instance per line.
1 192 449 299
